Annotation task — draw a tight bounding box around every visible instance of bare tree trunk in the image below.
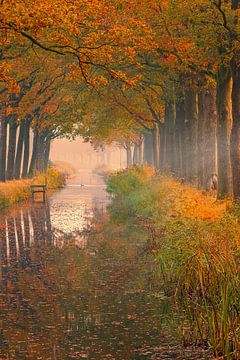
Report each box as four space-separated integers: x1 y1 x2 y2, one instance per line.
203 86 217 190
159 123 166 170
176 96 186 179
14 121 26 180
44 138 51 170
22 120 30 178
133 143 139 165
216 65 232 198
28 129 39 177
139 137 144 164
152 125 160 169
230 1 240 201
35 133 46 172
165 102 175 172
173 117 180 177
0 117 8 182
6 119 17 180
125 141 132 167
144 132 154 166
230 58 240 202
198 91 205 188
185 89 198 182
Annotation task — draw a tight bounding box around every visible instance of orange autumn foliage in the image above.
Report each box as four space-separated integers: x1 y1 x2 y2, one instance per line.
0 0 154 84
160 177 227 221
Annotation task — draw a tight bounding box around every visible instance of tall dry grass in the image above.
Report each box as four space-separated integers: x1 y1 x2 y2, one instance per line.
108 169 240 358
0 167 65 209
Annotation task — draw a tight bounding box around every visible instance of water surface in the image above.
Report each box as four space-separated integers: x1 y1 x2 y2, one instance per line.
0 171 211 359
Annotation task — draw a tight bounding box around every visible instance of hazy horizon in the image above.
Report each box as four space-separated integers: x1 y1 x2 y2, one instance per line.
50 137 126 171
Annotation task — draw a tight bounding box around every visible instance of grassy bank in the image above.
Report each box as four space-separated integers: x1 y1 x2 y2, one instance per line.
0 167 65 210
107 166 240 359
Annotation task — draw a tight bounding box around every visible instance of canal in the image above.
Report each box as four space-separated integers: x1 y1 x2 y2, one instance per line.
0 171 211 359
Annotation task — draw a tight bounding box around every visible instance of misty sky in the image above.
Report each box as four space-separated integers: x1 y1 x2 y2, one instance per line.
50 138 126 170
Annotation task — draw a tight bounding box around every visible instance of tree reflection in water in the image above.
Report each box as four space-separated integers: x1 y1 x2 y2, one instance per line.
0 202 210 360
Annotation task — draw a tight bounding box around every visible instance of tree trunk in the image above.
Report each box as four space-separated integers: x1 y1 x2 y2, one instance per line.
0 117 8 182
139 137 144 165
144 132 154 166
28 129 39 177
14 121 26 180
36 134 46 172
198 91 205 188
133 143 139 165
152 125 160 169
44 138 51 170
216 65 232 198
165 102 175 172
6 119 18 180
125 141 132 167
198 85 217 190
159 123 166 171
133 144 137 165
175 96 186 178
230 58 240 202
22 119 30 178
185 89 198 182
203 86 217 190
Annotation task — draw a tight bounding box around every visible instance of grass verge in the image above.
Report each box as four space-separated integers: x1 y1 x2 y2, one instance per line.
107 166 240 359
0 167 65 210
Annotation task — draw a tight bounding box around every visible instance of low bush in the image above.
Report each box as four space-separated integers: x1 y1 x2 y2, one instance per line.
107 165 155 197
34 167 66 189
106 166 155 224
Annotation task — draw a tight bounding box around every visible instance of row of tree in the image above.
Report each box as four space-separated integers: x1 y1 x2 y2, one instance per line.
2 1 240 201
0 53 86 181
123 84 217 192
76 1 240 201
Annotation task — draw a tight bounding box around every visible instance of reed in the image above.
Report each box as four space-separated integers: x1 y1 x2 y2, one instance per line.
107 168 240 358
